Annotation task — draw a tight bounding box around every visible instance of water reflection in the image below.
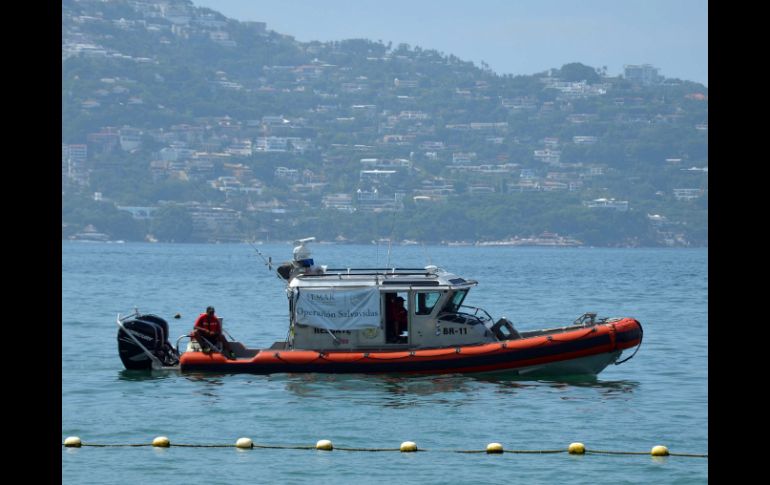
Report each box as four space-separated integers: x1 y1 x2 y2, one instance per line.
542 378 640 397
182 372 227 385
277 373 473 406
182 373 227 399
378 375 471 408
276 372 640 406
117 369 179 382
541 378 640 402
118 369 638 403
471 372 639 393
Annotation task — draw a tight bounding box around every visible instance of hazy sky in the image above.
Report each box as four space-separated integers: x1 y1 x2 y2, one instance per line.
192 0 708 86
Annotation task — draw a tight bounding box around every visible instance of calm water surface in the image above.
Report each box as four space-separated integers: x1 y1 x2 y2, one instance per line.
62 242 708 484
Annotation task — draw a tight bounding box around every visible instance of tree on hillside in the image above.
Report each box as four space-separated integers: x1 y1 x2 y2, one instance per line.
150 205 193 242
557 63 601 83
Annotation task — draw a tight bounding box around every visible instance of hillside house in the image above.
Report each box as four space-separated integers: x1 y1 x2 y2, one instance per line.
360 169 397 183
356 189 405 212
624 64 663 85
322 193 354 212
583 198 629 211
673 188 704 200
573 136 598 145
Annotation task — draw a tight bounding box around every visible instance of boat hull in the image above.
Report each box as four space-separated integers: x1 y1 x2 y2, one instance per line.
179 318 642 377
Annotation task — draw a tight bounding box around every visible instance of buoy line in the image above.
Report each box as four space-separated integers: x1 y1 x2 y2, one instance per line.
587 449 708 458
62 437 707 458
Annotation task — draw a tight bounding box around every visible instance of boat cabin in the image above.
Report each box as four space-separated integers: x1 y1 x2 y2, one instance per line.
287 266 498 350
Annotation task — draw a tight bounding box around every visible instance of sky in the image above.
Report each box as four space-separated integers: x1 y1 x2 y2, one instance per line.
191 0 708 86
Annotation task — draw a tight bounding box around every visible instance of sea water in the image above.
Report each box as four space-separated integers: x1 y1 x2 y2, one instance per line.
62 242 707 484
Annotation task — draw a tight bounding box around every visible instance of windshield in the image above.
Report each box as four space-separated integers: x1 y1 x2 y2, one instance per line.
416 291 441 315
441 290 467 314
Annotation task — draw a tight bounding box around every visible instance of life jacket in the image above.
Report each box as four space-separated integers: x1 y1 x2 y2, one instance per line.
195 313 221 335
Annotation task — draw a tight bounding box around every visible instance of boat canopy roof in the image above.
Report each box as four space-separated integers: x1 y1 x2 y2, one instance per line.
288 266 478 291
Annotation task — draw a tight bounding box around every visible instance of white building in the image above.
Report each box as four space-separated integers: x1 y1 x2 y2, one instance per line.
256 137 288 152
322 193 355 212
360 169 397 183
117 206 157 220
624 64 663 85
573 136 598 145
119 128 142 151
274 167 300 182
452 152 476 164
534 148 561 164
62 143 89 187
673 188 704 200
225 139 253 157
159 143 194 161
583 198 629 211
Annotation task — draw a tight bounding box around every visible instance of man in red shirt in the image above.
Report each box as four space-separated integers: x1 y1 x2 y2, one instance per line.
192 306 235 358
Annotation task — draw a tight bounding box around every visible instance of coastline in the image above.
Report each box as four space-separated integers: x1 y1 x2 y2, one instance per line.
63 238 707 248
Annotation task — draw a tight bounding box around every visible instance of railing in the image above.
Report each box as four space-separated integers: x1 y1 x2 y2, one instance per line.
459 305 494 324
304 267 435 277
176 334 192 356
438 305 494 326
176 327 237 355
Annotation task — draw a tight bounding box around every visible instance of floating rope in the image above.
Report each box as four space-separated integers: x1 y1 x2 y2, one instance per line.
62 437 707 458
587 449 708 458
453 449 564 454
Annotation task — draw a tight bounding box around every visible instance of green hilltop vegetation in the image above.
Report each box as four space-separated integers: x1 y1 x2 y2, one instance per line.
62 0 707 247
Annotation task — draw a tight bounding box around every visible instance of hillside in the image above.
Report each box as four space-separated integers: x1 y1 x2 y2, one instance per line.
62 0 708 246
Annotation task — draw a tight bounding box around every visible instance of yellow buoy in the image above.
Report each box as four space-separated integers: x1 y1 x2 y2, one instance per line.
400 441 418 452
64 436 81 448
152 436 170 447
486 442 504 453
568 442 586 454
651 445 669 456
235 437 253 449
316 439 333 451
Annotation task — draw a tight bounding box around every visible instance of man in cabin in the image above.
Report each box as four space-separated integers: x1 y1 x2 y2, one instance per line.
192 306 235 359
391 296 408 342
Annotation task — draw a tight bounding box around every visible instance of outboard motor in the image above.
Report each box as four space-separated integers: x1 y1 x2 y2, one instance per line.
117 313 179 370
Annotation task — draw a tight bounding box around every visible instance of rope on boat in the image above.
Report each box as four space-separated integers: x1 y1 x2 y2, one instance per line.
62 437 707 458
614 319 644 365
362 349 458 360
548 327 598 342
272 352 324 365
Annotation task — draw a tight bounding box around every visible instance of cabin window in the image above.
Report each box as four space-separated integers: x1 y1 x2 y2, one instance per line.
415 291 441 315
441 290 468 314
